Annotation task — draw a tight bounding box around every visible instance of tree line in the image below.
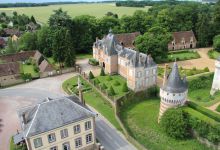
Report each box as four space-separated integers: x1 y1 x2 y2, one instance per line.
17 1 220 65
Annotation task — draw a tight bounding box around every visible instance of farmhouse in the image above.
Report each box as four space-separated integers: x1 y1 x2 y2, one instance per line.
93 30 157 92
168 31 197 51
158 62 188 121
0 62 22 87
14 96 97 150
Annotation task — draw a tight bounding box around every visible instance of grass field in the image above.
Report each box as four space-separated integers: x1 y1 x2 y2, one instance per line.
0 3 150 24
21 64 39 78
120 99 212 150
208 50 220 59
167 50 200 62
62 76 122 131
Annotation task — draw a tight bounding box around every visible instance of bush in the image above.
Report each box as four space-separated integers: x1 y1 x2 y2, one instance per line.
21 73 32 80
204 67 209 72
160 108 191 139
108 86 116 96
101 83 108 89
33 64 39 72
106 75 112 81
122 82 129 92
216 105 220 112
88 58 99 66
25 58 32 65
94 78 100 85
213 35 220 52
89 71 95 79
192 67 197 71
113 80 120 86
100 67 105 76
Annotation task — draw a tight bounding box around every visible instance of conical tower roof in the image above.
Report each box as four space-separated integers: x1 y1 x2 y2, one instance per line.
162 62 188 93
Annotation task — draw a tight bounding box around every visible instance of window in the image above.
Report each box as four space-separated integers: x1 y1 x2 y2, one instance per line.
75 137 82 148
85 121 92 130
153 69 156 75
74 124 81 134
86 134 93 144
63 142 70 150
50 146 57 150
48 133 56 143
145 70 149 76
60 129 68 139
33 137 43 148
129 69 133 76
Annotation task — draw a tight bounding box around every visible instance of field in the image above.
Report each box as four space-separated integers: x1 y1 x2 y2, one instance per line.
167 50 200 62
120 99 212 150
20 64 39 78
0 3 150 24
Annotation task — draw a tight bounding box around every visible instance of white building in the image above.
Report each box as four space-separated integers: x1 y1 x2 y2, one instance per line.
210 57 220 95
158 62 188 122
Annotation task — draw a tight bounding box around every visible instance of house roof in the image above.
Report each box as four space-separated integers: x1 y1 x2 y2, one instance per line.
0 62 20 77
33 51 43 65
0 51 36 63
170 31 197 44
3 28 22 37
162 62 188 93
39 59 54 72
103 30 118 56
0 38 6 46
18 96 95 137
115 32 140 49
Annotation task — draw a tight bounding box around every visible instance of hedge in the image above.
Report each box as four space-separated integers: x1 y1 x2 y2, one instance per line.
188 101 220 122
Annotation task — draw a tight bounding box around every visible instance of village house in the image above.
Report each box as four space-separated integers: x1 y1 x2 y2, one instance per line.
93 30 157 92
14 95 97 150
0 62 23 87
168 31 197 51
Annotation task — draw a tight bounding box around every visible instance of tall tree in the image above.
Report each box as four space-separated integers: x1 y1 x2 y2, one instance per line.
64 30 75 67
18 32 37 50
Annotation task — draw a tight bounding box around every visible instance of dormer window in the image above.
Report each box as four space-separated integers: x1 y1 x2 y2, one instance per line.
172 41 175 46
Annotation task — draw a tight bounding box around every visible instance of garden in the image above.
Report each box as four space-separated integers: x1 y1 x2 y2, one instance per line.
208 50 220 59
62 75 122 131
158 66 209 78
19 58 40 79
120 98 213 150
188 73 220 107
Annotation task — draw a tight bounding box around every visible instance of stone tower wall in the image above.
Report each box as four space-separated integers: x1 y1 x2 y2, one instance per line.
211 60 220 95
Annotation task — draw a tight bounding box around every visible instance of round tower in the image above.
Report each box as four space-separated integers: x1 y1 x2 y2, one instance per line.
210 57 220 95
158 62 188 122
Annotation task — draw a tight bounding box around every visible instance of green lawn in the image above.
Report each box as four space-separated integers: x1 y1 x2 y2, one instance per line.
47 57 59 69
208 50 220 59
10 137 26 150
62 76 122 131
76 53 92 59
167 50 200 62
158 66 209 78
120 99 212 150
21 64 39 78
0 3 150 24
95 75 128 98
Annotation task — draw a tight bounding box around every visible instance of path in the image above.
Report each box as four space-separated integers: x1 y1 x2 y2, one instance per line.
207 101 220 114
159 48 215 72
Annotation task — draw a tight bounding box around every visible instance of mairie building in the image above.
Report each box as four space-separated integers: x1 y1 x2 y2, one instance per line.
93 30 157 92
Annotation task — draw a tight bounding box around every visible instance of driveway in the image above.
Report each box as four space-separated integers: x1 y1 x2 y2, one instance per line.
0 59 136 150
159 48 215 72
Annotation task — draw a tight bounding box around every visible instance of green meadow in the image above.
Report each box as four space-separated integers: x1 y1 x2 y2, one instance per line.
0 3 150 24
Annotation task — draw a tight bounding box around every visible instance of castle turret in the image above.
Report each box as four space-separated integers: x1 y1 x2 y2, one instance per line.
210 57 220 95
158 62 188 122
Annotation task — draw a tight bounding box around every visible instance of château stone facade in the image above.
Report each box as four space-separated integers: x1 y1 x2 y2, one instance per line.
93 30 157 92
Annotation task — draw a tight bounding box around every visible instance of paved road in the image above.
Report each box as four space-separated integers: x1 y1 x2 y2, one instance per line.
0 64 136 150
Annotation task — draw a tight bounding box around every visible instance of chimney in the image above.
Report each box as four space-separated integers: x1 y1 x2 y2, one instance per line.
77 76 85 105
163 64 169 86
22 113 27 124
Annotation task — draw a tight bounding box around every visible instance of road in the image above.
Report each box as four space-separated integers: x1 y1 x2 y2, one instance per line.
0 63 136 150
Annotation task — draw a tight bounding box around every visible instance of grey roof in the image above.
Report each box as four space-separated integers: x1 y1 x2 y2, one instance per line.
13 132 24 144
103 32 118 56
162 62 188 93
18 96 95 137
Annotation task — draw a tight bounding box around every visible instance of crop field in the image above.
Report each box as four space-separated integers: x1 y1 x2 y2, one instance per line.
0 3 150 24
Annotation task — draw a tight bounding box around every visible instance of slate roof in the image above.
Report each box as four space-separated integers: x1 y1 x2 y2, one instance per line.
115 32 140 48
102 31 118 56
3 28 22 37
18 96 95 138
170 31 197 44
162 62 188 93
0 62 20 77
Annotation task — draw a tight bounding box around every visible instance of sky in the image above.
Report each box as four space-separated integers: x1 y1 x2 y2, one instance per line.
0 0 114 3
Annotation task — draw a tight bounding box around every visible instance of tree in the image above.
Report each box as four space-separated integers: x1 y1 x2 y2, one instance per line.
31 15 36 24
122 82 129 92
18 32 37 50
213 35 220 51
135 26 172 62
108 86 116 96
160 108 191 139
89 71 95 79
64 30 75 67
101 83 107 89
100 67 105 76
97 16 120 35
6 37 16 54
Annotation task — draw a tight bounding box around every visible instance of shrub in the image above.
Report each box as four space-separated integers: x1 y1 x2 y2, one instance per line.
101 83 108 89
113 80 120 86
192 67 197 71
213 35 220 51
100 67 105 76
94 79 100 85
122 83 129 92
33 64 39 72
108 86 116 96
160 108 191 139
106 75 112 81
25 58 32 65
88 58 99 66
204 67 209 72
89 71 95 79
21 73 32 80
216 105 220 112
